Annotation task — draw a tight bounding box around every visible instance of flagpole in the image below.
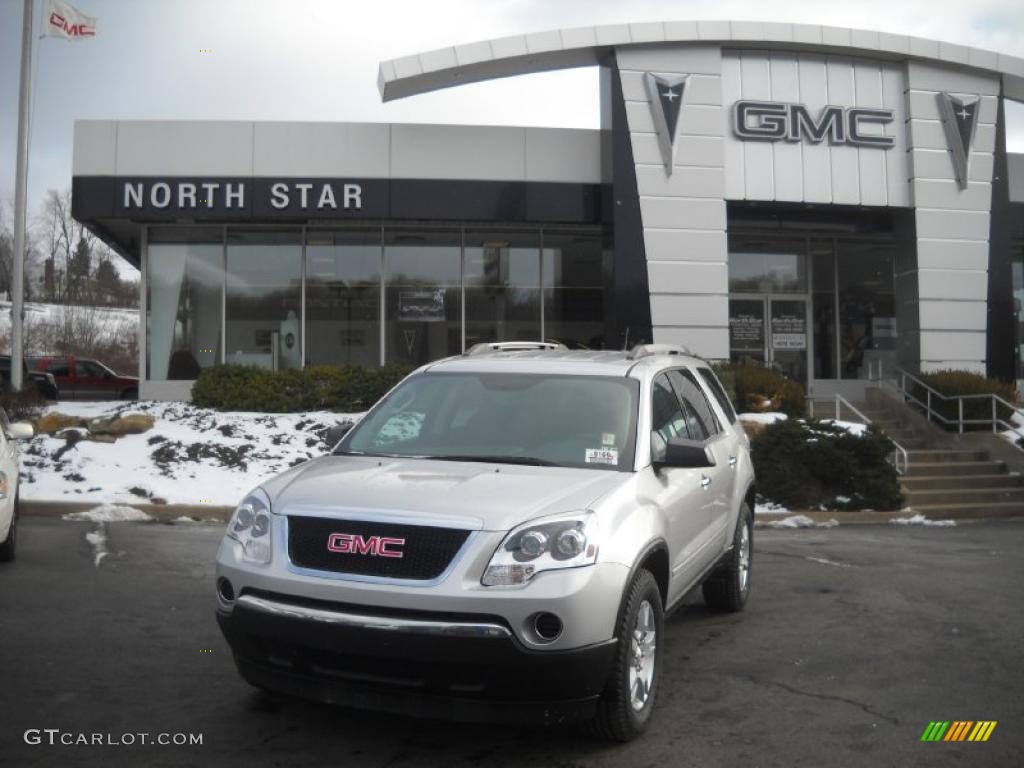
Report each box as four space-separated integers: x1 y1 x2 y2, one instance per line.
10 0 34 392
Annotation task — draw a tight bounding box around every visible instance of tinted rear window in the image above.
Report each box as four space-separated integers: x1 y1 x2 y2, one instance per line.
698 368 737 424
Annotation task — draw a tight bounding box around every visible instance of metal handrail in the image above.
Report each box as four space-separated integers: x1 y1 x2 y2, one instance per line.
806 392 910 474
870 363 1024 439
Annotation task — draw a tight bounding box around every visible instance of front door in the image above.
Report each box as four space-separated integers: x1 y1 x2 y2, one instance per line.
729 297 809 387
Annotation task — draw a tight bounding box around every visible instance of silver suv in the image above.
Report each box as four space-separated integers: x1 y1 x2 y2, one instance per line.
215 343 755 741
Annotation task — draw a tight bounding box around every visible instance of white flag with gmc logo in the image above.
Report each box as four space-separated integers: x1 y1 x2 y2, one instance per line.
43 0 97 40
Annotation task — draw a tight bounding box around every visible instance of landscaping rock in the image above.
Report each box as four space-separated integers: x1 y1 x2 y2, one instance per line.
88 413 155 436
35 412 87 434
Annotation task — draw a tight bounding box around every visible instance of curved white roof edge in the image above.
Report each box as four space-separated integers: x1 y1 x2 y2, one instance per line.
378 19 1024 102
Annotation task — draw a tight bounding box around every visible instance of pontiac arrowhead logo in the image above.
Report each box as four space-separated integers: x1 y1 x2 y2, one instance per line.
937 93 980 189
644 73 687 175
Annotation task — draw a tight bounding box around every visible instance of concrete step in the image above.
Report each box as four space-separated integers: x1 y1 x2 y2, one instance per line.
905 460 1007 477
904 486 1024 506
906 449 990 463
906 500 1024 519
901 473 1023 491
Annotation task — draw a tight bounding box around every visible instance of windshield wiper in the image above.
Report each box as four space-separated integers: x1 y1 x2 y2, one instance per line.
424 454 559 466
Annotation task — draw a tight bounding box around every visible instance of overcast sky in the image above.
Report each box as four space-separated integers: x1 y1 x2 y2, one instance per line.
2 0 1023 269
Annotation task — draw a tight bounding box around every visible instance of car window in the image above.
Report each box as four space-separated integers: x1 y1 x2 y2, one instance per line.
668 370 719 440
650 373 690 462
76 361 104 377
698 367 738 424
49 361 70 377
342 372 639 471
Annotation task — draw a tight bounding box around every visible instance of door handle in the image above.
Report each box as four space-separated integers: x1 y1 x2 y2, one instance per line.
700 474 712 489
728 456 737 468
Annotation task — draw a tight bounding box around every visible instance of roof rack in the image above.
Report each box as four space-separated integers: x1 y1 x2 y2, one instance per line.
625 343 692 360
464 341 568 356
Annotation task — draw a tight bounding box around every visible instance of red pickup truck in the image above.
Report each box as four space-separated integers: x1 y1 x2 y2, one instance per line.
30 357 138 400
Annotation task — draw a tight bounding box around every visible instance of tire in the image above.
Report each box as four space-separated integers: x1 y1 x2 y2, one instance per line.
703 503 753 613
121 389 138 401
0 492 18 563
586 569 664 742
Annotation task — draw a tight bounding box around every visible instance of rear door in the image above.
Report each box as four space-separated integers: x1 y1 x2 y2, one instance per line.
649 372 715 603
670 368 735 552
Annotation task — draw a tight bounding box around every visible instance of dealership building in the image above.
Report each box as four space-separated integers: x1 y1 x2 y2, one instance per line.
71 20 1024 401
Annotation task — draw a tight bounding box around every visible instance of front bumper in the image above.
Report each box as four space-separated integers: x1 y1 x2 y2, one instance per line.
217 589 617 725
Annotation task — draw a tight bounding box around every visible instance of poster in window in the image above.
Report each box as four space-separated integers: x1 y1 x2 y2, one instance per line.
398 289 445 322
729 312 764 348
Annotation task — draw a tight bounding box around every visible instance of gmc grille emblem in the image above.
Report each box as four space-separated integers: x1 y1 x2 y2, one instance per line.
327 533 405 559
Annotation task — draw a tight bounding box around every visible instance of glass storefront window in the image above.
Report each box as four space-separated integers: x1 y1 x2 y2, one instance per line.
145 224 608 376
147 227 223 381
728 237 807 293
1014 248 1024 383
384 229 461 365
543 230 608 349
464 230 541 347
811 240 836 380
305 229 381 366
837 240 896 380
225 230 302 370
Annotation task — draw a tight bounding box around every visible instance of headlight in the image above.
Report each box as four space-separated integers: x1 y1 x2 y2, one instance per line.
225 489 272 564
481 512 599 587
0 471 8 500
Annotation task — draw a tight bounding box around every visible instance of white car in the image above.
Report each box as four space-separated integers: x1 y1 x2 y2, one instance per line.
0 410 35 562
216 343 755 740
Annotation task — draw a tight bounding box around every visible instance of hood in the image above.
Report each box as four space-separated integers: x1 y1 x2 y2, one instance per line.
263 455 627 532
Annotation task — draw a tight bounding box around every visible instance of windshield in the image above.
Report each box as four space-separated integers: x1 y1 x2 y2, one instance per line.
339 372 639 471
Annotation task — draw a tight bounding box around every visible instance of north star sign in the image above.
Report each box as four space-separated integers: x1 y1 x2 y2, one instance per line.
733 100 895 148
120 180 363 212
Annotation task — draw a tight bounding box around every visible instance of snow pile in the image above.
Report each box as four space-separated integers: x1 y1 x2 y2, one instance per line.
998 409 1024 445
890 514 957 527
755 500 789 515
816 419 868 437
62 504 152 522
738 412 787 425
759 515 840 529
84 525 110 567
21 402 362 506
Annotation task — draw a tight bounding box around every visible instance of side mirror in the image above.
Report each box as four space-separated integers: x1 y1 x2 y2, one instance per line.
324 422 353 448
8 422 35 440
658 437 715 469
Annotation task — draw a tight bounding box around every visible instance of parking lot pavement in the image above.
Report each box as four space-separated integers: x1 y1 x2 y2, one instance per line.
0 517 1022 768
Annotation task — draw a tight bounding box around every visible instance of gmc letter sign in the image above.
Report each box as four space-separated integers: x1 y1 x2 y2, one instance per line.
733 101 895 148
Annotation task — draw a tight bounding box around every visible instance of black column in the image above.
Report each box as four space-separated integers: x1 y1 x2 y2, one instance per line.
604 54 652 350
987 93 1015 382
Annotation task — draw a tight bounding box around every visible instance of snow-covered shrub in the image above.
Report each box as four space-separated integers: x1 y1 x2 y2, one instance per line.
750 418 902 511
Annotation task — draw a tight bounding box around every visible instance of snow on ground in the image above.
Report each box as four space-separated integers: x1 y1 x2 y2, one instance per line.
816 419 869 437
0 300 138 351
84 525 110 567
755 500 789 515
20 401 361 506
62 504 152 522
758 514 840 529
890 514 957 527
737 412 787 424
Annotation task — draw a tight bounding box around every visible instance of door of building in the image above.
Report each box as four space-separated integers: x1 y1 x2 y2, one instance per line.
729 296 810 387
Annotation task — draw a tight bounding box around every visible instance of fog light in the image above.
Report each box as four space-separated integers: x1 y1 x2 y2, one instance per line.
532 612 563 642
217 577 235 603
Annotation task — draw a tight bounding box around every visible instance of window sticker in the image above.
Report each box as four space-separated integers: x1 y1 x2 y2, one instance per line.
586 448 619 465
601 432 616 446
